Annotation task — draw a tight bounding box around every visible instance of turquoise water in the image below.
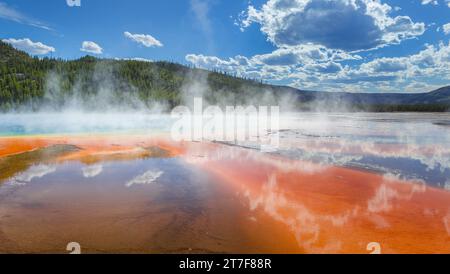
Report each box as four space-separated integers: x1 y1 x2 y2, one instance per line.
0 113 174 136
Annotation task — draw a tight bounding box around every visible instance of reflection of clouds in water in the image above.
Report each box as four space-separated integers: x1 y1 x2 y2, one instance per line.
8 164 57 186
276 113 450 177
368 173 426 214
369 214 390 229
82 164 103 178
367 185 398 213
184 145 326 175
125 170 163 187
182 113 450 184
189 115 450 185
445 180 450 191
443 213 450 236
243 172 430 253
279 138 450 173
245 174 355 253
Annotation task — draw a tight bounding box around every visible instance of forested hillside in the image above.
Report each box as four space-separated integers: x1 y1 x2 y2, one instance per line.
0 41 272 111
1 41 449 112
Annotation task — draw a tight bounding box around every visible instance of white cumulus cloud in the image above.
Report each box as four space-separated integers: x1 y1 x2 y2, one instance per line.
421 0 438 5
124 31 163 47
238 0 425 51
80 41 103 54
186 0 448 93
2 38 55 55
443 23 450 35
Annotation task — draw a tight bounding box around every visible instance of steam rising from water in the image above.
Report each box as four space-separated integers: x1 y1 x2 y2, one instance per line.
1 61 450 189
41 62 169 113
2 61 298 136
0 112 174 135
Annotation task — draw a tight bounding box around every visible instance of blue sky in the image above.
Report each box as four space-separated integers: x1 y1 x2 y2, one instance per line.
1 0 450 93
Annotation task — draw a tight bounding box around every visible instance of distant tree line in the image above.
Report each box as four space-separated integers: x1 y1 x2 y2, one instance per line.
366 104 449 112
0 41 269 111
1 41 449 112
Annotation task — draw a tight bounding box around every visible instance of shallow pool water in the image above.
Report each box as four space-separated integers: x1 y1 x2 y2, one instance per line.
0 112 449 253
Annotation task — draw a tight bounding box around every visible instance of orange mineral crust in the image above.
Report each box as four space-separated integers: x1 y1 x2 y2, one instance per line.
0 137 54 157
0 135 187 161
184 144 450 254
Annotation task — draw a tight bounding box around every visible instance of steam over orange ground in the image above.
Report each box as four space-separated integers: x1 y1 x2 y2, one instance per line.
1 135 449 254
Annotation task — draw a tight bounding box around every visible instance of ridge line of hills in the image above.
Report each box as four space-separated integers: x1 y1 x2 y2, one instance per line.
1 41 449 112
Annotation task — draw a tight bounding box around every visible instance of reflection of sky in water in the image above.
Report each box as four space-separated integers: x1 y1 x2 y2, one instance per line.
272 113 450 189
0 156 217 239
6 164 57 186
0 155 232 253
184 144 450 253
1 112 449 189
1 114 450 253
0 157 204 203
